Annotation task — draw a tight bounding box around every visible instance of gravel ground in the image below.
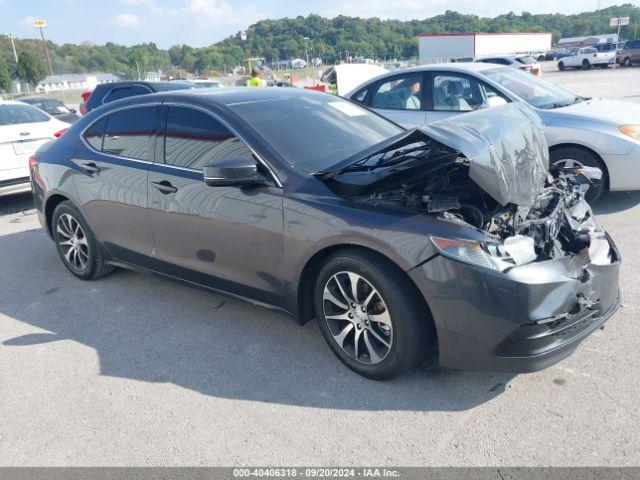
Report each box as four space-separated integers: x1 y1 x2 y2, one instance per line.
0 68 639 466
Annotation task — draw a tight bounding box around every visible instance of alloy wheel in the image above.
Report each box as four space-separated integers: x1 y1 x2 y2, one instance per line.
551 158 585 170
322 271 393 365
56 213 90 271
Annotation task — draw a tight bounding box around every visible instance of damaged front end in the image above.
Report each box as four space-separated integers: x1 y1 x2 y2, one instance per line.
317 103 620 371
318 103 614 271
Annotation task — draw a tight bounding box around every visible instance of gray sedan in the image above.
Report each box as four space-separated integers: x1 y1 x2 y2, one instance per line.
345 62 640 200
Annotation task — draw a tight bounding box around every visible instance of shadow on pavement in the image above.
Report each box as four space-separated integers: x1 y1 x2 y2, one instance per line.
0 227 514 412
593 190 640 215
0 192 35 216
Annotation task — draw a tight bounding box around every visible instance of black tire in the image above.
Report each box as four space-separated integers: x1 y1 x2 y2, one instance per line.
582 59 591 70
624 57 632 67
558 61 565 71
314 249 433 380
550 147 607 203
52 201 115 280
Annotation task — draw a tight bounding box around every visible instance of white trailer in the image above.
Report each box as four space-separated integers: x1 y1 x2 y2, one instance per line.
418 33 552 64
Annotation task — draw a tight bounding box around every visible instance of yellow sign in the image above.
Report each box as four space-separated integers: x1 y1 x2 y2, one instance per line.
32 19 47 28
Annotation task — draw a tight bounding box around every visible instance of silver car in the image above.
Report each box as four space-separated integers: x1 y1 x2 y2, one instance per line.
345 62 640 200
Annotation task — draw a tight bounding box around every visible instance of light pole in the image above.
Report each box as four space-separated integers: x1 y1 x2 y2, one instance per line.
32 20 53 75
0 33 19 63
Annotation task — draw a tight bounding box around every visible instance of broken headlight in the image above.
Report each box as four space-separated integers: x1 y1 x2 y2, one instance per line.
430 236 514 272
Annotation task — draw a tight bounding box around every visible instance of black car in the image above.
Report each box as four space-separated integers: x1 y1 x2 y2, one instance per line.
82 81 194 114
29 88 621 379
19 97 81 124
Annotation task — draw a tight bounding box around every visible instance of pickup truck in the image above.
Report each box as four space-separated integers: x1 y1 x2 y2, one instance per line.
557 47 615 70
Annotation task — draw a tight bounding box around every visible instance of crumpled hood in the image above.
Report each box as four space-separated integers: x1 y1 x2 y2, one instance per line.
421 102 549 207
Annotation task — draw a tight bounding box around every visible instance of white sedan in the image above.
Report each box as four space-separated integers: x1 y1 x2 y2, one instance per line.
0 101 69 197
345 62 640 200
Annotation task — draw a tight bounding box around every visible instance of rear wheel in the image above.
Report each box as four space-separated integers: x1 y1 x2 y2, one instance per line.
582 59 591 70
314 250 432 380
550 147 607 203
52 201 114 280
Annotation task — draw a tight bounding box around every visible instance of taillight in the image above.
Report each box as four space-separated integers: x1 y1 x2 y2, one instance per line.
79 103 87 115
520 65 532 72
80 91 92 102
54 128 67 138
29 155 39 170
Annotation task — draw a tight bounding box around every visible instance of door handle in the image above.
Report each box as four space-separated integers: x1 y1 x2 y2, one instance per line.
151 180 178 194
72 159 101 175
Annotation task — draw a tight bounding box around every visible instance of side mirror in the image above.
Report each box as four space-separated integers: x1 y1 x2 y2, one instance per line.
203 157 268 187
69 108 77 114
482 96 508 109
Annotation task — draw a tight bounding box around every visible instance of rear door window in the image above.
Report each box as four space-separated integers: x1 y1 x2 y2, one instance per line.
163 106 253 171
101 106 158 161
83 117 107 150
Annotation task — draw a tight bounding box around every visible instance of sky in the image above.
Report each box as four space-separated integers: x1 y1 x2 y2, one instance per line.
0 0 634 48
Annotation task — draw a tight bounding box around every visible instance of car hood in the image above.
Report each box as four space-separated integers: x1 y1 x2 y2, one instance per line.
421 102 549 207
546 98 640 125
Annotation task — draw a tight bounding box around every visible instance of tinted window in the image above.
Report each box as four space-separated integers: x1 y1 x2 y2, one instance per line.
481 58 510 65
164 107 253 170
103 85 151 104
0 104 50 125
433 74 504 112
584 48 597 54
228 93 402 174
102 106 157 161
84 117 107 150
370 74 423 110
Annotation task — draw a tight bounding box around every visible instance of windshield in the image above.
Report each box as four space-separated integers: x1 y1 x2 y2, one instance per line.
0 104 50 126
483 67 580 109
228 93 402 174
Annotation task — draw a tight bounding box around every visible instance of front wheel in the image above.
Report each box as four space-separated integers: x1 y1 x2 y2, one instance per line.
550 147 607 203
582 59 591 70
52 201 115 280
314 250 433 380
624 57 632 67
558 61 565 71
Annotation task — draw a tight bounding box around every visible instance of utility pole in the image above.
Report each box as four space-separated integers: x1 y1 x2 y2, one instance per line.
0 33 19 63
32 20 53 75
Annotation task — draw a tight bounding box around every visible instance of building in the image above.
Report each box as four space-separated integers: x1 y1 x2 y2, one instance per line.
35 72 125 92
418 32 552 64
556 34 620 49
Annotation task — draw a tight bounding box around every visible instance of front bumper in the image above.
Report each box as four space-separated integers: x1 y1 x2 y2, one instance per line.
408 238 621 373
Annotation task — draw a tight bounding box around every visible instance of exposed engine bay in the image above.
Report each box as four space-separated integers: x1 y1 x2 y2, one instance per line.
319 115 613 269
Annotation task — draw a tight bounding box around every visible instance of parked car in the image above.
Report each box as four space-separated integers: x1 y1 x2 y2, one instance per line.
79 90 93 115
30 88 619 379
616 39 640 67
81 81 194 114
346 62 640 201
0 101 69 197
19 97 81 124
557 47 614 70
476 55 542 76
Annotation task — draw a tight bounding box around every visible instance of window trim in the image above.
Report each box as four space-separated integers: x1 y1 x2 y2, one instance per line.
428 71 510 113
365 71 430 112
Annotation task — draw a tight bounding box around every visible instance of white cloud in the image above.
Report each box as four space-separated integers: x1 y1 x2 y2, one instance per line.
148 0 263 26
114 13 141 27
19 16 38 27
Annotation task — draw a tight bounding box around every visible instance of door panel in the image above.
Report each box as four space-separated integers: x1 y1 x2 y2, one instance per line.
72 106 158 265
147 166 285 305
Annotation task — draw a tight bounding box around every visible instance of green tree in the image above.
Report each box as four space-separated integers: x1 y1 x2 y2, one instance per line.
0 58 10 92
16 51 47 86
